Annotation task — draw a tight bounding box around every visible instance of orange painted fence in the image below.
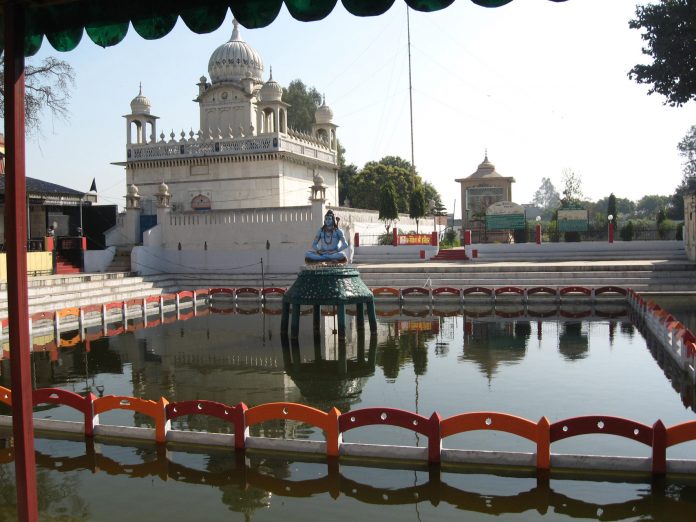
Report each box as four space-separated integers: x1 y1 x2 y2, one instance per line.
2 386 695 474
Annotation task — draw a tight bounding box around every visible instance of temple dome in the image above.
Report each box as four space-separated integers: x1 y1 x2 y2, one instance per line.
208 19 264 84
130 85 151 114
470 154 501 178
259 68 283 102
315 97 333 124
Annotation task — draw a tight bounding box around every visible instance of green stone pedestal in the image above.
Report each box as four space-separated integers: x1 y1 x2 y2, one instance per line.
281 266 377 339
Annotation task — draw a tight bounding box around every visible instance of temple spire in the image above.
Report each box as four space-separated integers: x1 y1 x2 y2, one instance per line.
231 19 240 41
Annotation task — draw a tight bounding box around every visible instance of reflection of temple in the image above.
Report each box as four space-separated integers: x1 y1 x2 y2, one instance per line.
281 334 376 412
460 320 530 381
558 322 589 361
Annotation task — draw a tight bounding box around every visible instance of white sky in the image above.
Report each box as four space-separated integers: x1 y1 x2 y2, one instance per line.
17 0 695 216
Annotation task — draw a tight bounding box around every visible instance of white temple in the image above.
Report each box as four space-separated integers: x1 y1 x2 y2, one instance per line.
103 20 425 274
119 19 338 215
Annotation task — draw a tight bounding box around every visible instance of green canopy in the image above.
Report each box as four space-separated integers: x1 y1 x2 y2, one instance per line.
0 0 568 56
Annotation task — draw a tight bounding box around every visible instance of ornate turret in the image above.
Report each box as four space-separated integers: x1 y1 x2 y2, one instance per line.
312 95 338 150
125 84 158 145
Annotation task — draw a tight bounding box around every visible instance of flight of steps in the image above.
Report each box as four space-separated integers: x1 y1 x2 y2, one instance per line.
430 248 469 261
0 273 163 319
354 261 696 293
105 248 132 273
54 253 81 275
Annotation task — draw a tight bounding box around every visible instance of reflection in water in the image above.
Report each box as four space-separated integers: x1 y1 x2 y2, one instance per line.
459 320 530 380
0 436 695 520
281 333 377 412
558 322 589 361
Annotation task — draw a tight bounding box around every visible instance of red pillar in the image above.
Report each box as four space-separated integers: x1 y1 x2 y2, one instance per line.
392 227 398 246
608 222 614 243
430 231 437 246
535 224 541 244
4 4 39 521
353 232 359 248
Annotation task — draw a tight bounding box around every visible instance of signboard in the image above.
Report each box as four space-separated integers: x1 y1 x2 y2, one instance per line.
558 208 588 232
485 201 526 230
397 234 431 245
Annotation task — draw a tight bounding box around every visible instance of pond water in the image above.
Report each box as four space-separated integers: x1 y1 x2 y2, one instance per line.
0 300 695 519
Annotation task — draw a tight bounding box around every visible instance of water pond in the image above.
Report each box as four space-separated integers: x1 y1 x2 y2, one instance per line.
1 300 695 520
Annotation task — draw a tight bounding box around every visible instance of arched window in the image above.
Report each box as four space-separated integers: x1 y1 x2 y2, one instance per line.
316 128 328 143
263 108 276 133
191 194 211 211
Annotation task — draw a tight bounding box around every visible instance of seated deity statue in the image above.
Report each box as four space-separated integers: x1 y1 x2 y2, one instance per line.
305 210 349 265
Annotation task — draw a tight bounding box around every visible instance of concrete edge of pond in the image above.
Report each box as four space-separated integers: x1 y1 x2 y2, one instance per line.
2 416 695 475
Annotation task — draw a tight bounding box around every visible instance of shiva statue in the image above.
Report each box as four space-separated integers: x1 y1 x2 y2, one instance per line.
305 209 349 265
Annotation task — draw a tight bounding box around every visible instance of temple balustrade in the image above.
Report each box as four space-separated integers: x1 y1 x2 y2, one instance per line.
126 131 335 165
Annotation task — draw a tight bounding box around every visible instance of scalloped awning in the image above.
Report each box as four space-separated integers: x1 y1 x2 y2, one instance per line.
1 0 568 56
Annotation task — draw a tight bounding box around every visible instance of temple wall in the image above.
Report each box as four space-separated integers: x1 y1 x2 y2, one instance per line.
685 193 696 262
128 205 420 275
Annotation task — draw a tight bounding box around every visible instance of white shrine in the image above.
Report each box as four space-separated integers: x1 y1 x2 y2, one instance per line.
105 20 423 274
118 19 338 216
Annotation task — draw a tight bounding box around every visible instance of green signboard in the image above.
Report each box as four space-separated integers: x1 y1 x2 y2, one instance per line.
486 214 526 230
557 208 588 232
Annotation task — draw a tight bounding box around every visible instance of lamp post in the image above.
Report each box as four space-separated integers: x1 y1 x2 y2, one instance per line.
535 215 542 245
608 214 614 244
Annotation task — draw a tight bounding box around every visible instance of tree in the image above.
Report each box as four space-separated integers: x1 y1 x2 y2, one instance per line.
282 79 322 132
0 55 75 135
628 1 696 107
532 177 560 210
668 124 696 219
379 181 399 234
423 181 443 210
350 156 419 212
560 169 583 206
409 185 427 233
636 195 670 217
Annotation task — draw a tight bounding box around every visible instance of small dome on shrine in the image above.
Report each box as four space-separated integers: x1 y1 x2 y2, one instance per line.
130 84 151 114
259 68 283 102
315 96 333 125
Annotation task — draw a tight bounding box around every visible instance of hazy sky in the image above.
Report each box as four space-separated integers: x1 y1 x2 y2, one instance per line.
17 0 695 215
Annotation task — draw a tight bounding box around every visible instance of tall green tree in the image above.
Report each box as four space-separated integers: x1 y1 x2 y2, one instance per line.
282 79 322 132
350 157 418 212
0 55 75 135
409 185 427 233
379 181 399 234
629 0 696 106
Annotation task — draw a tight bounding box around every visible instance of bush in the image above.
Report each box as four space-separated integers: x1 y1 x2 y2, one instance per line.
658 219 676 239
439 228 459 249
564 231 581 242
378 232 394 245
676 224 683 241
513 225 528 244
620 221 634 241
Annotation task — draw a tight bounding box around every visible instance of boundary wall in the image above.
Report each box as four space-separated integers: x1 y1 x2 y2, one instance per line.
116 205 422 275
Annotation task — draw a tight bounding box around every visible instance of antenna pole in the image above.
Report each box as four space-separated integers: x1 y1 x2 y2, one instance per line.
407 7 415 170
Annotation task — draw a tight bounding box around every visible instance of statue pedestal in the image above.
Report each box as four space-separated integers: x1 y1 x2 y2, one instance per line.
281 266 377 339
